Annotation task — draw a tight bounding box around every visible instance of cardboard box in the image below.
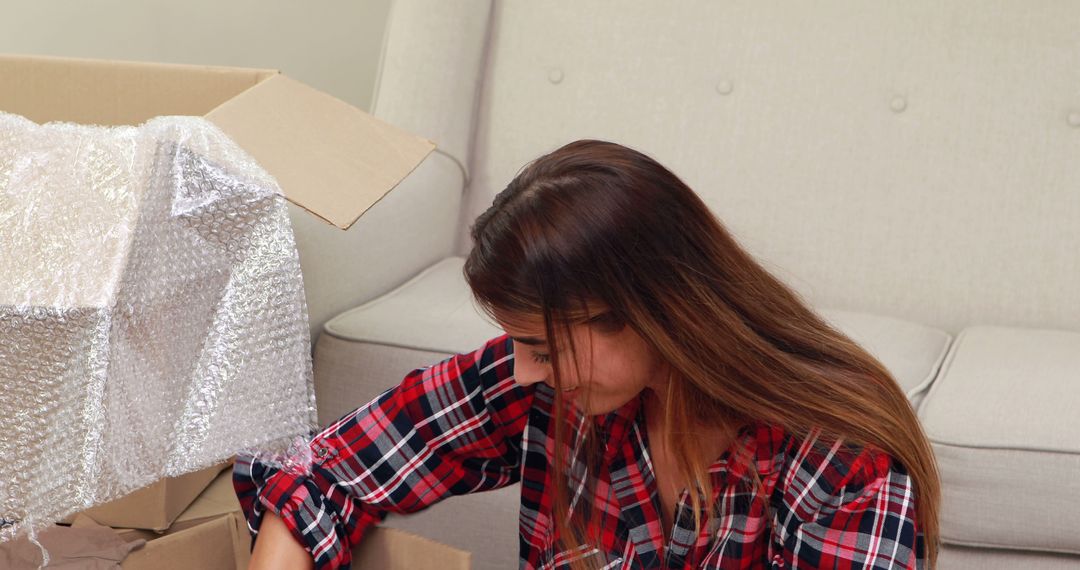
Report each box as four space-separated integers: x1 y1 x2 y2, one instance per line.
68 510 250 570
109 515 469 570
173 467 472 569
0 52 435 230
66 467 470 570
172 468 473 569
69 466 251 569
62 461 231 531
352 527 471 570
122 512 249 570
1 52 434 535
167 461 243 533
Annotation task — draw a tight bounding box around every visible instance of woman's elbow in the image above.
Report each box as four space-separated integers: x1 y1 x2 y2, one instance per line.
247 511 315 570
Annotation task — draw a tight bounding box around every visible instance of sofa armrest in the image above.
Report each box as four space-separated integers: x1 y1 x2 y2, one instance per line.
290 152 464 344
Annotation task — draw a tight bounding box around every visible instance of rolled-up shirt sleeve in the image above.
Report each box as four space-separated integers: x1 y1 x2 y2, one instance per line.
232 333 530 570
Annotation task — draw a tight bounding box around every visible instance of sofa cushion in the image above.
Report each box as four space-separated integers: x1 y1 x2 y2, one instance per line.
817 308 951 410
323 256 503 354
938 542 1080 570
917 325 1080 554
312 335 455 427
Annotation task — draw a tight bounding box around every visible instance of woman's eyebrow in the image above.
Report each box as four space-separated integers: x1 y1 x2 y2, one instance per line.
511 336 547 346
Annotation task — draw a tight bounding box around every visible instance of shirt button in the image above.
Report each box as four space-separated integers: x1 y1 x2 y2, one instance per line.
314 446 329 459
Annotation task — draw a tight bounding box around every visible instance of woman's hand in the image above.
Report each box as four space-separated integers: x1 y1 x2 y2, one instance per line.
247 511 315 570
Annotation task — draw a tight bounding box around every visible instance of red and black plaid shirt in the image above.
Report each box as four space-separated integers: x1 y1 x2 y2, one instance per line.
233 333 925 569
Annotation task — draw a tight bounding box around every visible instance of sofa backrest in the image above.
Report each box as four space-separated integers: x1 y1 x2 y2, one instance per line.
377 0 1080 335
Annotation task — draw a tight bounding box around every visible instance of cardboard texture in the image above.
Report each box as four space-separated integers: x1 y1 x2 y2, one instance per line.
168 463 243 533
352 527 472 570
122 511 243 570
118 512 249 570
68 468 470 569
0 52 435 230
61 461 231 531
173 469 472 569
72 511 248 570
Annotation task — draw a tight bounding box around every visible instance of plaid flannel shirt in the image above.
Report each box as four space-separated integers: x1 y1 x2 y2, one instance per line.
233 333 926 569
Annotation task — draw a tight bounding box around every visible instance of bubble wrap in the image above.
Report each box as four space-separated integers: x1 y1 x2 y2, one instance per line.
0 111 319 544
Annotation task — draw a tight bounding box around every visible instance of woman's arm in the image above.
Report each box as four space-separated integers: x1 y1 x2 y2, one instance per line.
248 511 313 570
233 334 531 570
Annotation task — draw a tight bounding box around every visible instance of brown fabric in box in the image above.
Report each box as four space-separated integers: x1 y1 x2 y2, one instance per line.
0 523 145 569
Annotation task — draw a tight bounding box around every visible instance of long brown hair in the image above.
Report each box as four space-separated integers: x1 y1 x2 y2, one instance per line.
463 139 940 569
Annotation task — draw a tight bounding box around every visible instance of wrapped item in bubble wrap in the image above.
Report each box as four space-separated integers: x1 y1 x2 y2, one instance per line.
0 110 318 544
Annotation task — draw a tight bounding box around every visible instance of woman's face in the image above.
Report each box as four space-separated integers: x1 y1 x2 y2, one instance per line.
496 312 670 416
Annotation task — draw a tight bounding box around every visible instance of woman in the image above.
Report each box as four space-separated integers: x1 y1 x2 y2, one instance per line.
235 139 940 569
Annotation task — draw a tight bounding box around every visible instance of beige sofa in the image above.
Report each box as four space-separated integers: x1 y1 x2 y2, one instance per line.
298 2 1080 568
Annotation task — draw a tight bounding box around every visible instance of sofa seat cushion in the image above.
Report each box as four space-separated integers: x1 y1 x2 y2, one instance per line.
938 542 1080 570
917 325 1080 555
323 256 503 354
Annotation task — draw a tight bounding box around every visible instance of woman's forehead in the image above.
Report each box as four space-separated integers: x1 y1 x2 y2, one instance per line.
493 307 607 341
493 310 546 335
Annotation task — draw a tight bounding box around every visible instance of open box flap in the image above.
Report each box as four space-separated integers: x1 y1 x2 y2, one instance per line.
206 73 435 230
0 53 272 126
